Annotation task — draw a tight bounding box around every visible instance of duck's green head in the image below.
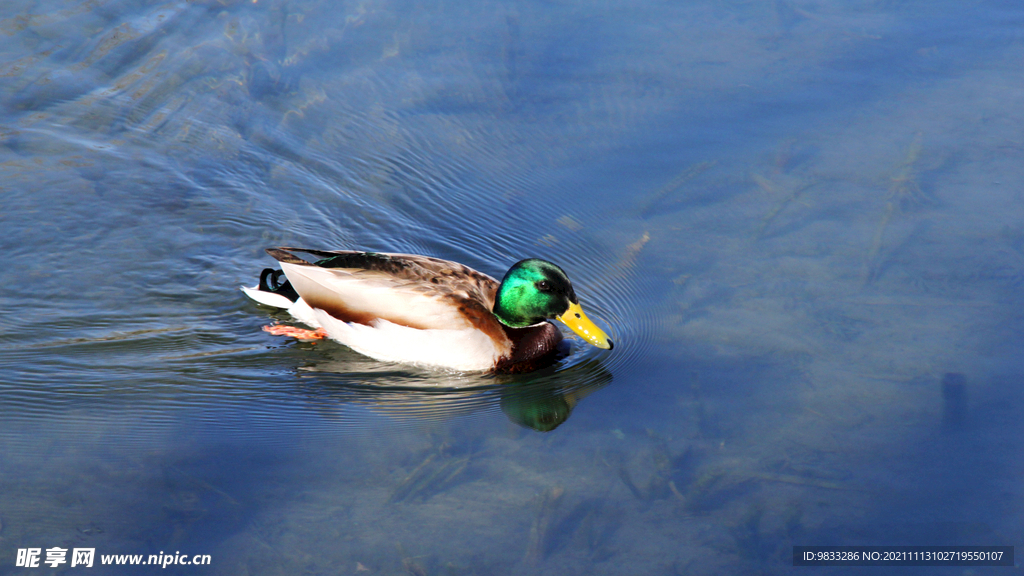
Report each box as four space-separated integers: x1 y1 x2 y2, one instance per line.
493 259 614 350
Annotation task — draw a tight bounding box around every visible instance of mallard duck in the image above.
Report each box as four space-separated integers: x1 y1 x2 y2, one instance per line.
242 248 613 373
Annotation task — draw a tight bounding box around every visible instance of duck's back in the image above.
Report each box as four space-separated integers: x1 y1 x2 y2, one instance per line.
269 248 511 346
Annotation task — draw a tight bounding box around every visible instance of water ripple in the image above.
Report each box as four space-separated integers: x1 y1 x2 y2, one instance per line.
0 0 666 435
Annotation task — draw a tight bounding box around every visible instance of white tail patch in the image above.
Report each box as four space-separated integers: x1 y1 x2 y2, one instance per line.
241 287 321 328
241 286 293 309
312 309 499 372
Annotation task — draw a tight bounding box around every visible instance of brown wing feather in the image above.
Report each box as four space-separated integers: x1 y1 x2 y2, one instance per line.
268 247 500 308
268 247 513 356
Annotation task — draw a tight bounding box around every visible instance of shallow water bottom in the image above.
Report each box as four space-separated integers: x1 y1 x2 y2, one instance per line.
2 350 1019 575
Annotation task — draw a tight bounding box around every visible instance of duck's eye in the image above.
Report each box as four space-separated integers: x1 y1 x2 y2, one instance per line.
536 280 552 292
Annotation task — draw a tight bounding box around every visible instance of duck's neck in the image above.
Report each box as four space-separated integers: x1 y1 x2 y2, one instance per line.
493 322 564 373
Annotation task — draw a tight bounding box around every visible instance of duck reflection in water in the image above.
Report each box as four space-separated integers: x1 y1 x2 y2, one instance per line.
290 352 613 432
498 365 611 432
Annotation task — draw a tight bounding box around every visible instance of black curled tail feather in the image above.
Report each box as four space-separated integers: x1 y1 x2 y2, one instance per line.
258 268 300 303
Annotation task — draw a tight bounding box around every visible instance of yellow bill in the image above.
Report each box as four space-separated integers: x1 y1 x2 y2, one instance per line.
557 301 614 350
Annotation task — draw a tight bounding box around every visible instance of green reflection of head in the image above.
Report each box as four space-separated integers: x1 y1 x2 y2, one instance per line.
500 391 573 432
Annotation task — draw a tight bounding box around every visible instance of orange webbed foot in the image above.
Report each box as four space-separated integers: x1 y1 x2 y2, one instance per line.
262 324 328 341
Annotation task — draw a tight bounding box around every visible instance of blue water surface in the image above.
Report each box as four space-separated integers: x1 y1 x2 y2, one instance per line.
1 0 1023 573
